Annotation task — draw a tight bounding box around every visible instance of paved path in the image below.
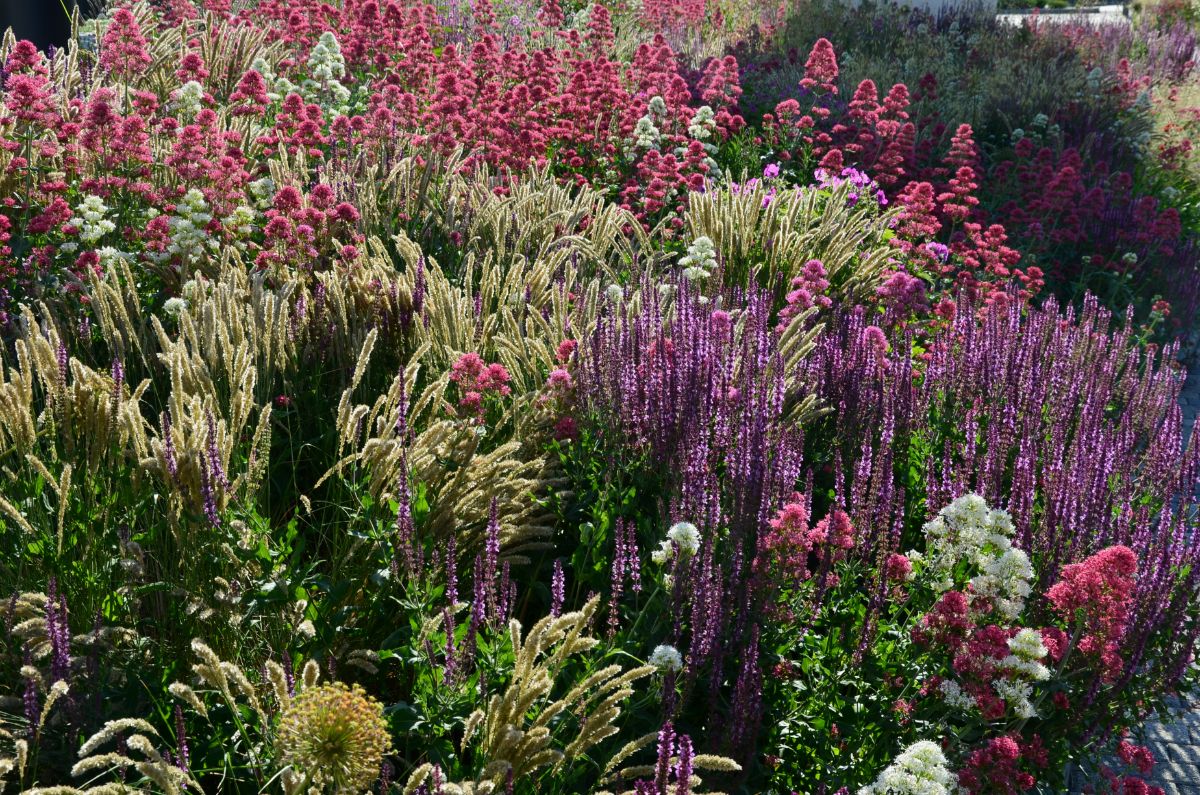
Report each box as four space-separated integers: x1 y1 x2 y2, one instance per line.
997 3 1129 27
1068 358 1200 793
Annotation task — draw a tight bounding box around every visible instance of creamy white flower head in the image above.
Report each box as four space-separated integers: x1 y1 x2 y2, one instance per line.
651 539 673 565
649 644 683 673
174 79 206 118
647 95 668 118
605 284 624 303
165 189 214 265
679 235 718 274
688 105 716 141
938 679 975 711
72 195 116 244
970 546 1033 621
683 266 710 283
1001 628 1051 682
667 521 701 556
249 176 277 207
993 678 1036 719
1008 628 1048 660
633 115 661 151
859 740 954 795
163 297 188 319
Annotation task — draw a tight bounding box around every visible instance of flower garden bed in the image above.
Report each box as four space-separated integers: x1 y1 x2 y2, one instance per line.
0 0 1198 793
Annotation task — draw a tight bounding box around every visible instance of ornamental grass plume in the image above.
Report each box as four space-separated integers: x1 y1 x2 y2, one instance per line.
276 682 391 794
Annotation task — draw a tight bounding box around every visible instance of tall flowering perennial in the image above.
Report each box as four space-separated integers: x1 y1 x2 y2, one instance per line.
908 496 1044 723
912 494 1033 621
1045 545 1138 682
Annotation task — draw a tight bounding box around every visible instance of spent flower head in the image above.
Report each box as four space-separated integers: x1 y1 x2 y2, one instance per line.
276 682 391 792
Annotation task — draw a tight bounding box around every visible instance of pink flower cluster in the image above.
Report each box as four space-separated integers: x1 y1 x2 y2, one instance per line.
449 352 512 419
754 495 856 605
776 259 832 331
1046 545 1138 682
955 734 1044 795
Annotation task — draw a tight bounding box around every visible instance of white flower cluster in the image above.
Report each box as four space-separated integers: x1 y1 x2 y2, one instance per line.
912 494 1032 620
682 105 719 174
993 627 1051 719
223 205 258 251
632 95 668 151
249 56 299 104
858 740 955 795
993 678 1037 719
163 297 188 319
938 680 976 711
649 644 684 673
165 188 218 265
687 105 716 143
248 176 276 210
651 521 701 563
69 195 116 246
173 80 206 119
633 116 661 151
97 246 131 269
302 31 352 114
679 236 717 284
971 545 1034 621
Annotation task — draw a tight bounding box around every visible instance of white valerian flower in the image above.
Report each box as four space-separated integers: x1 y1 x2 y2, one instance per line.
682 266 710 283
97 247 131 269
649 644 684 673
71 195 116 244
970 546 1033 620
647 95 668 119
921 494 1029 605
859 740 955 795
174 80 206 118
993 677 1037 719
667 521 701 556
605 284 624 303
250 56 298 103
651 539 674 565
248 176 277 209
163 297 188 319
1001 628 1051 682
633 115 662 151
680 236 717 271
303 31 351 113
938 679 976 711
166 188 215 265
223 205 258 250
688 105 716 142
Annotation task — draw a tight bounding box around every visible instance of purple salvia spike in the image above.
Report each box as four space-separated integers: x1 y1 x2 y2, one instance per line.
445 536 458 605
206 410 229 490
162 410 179 481
550 558 565 617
